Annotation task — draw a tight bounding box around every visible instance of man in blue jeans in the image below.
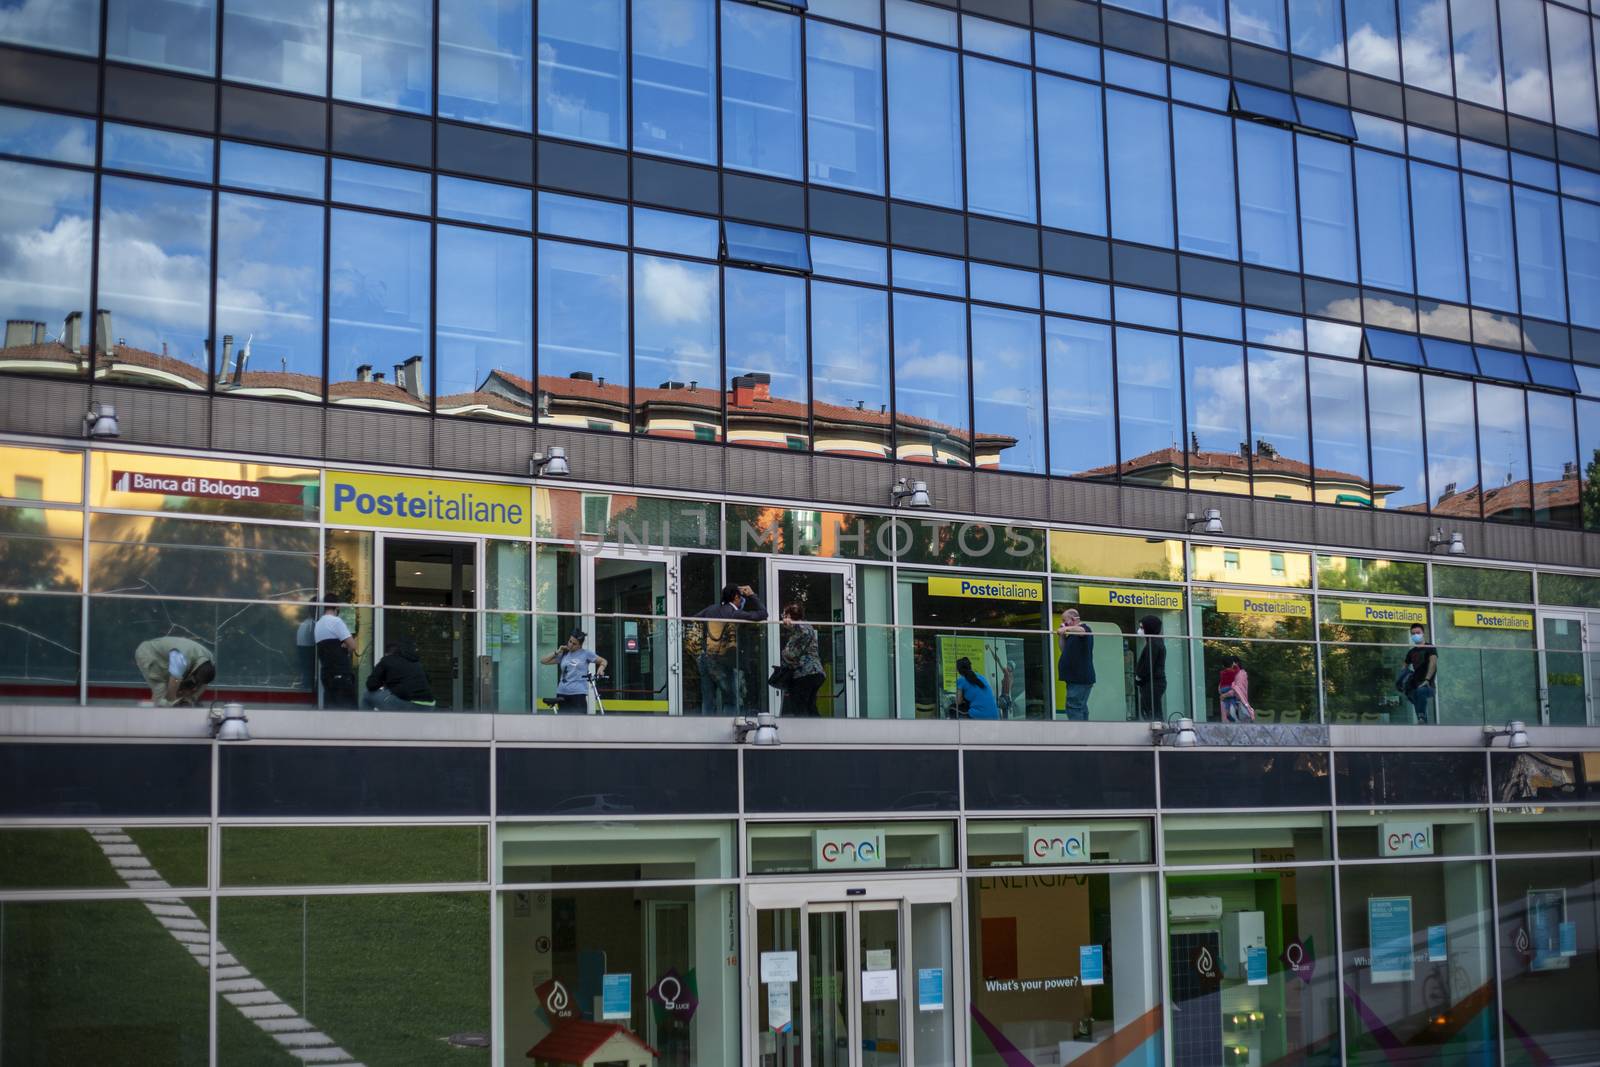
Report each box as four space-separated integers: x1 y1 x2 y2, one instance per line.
696 583 767 715
1057 608 1095 721
1403 623 1438 724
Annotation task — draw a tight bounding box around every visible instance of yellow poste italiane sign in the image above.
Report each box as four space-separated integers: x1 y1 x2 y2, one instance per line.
927 576 1044 602
1451 609 1534 632
1079 586 1185 611
1216 594 1311 618
326 470 532 536
1338 601 1429 626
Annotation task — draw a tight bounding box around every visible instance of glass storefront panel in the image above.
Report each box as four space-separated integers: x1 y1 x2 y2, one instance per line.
221 825 488 886
88 513 318 602
1164 813 1332 865
1051 530 1185 582
1538 572 1600 609
88 453 320 521
1339 861 1498 1067
1190 545 1313 588
536 487 720 550
0 504 82 591
1433 564 1535 604
1166 867 1340 1067
1493 804 1600 853
1316 554 1427 596
1335 809 1488 859
1434 605 1538 726
969 872 1163 1067
1051 580 1189 722
0 591 81 702
968 818 1154 868
747 821 954 875
0 444 84 504
898 571 1050 721
501 820 735 881
1496 856 1600 1067
1317 596 1426 724
503 885 738 1067
1194 587 1318 724
723 505 893 560
0 826 207 890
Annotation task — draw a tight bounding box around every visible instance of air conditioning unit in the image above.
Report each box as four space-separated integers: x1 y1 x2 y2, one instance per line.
1168 896 1224 922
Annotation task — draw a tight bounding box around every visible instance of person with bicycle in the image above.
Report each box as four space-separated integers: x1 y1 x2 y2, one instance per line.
542 629 607 714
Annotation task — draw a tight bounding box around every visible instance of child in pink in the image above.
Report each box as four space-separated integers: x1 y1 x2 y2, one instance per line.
1218 656 1255 722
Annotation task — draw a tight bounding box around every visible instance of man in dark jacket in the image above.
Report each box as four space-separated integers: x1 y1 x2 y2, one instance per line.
695 582 767 715
364 637 436 710
1057 608 1095 721
1133 615 1167 721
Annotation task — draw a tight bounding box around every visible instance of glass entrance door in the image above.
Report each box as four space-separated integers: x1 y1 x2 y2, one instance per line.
581 550 680 714
748 882 962 1067
378 535 479 709
769 561 856 717
1539 611 1592 724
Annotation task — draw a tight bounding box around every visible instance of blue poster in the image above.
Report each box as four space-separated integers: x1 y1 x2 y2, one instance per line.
1367 896 1414 984
1080 944 1105 986
1245 945 1268 986
1427 924 1448 962
601 973 632 1020
917 967 945 1012
1560 921 1578 957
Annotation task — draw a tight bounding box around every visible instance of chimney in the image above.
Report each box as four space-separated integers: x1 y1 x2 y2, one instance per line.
3 320 43 349
356 364 372 382
63 311 82 354
372 371 385 382
1564 461 1579 479
569 370 594 381
400 355 423 399
659 380 685 390
220 335 234 381
393 363 406 390
95 310 114 355
235 347 251 382
732 372 771 407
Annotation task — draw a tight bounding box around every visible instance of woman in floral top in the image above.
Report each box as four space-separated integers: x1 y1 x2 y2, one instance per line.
780 602 826 716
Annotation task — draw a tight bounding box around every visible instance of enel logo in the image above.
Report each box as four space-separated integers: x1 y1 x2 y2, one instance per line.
1025 825 1092 865
1379 820 1435 857
1031 835 1089 859
821 840 879 864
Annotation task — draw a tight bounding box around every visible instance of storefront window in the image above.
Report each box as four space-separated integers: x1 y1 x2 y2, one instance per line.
1433 604 1537 725
896 518 1048 572
1496 856 1600 1067
1194 587 1318 724
501 821 734 881
967 818 1154 867
969 872 1162 1067
1050 529 1185 582
1164 813 1331 865
722 505 892 560
1166 866 1340 1067
1335 809 1487 859
1316 554 1426 596
503 885 738 1066
1317 596 1426 724
898 570 1049 720
1340 861 1498 1067
0 505 82 592
88 514 318 602
0 445 83 504
1492 805 1600 853
1051 580 1189 722
88 453 319 521
1191 545 1312 587
1538 572 1600 609
747 821 953 875
536 487 719 550
1432 563 1534 604
0 827 207 890
222 825 487 886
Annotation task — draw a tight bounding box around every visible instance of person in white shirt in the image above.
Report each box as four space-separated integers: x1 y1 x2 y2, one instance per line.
133 636 214 707
314 604 359 708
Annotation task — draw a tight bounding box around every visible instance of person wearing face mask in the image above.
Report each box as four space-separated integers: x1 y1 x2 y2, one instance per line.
1401 623 1438 724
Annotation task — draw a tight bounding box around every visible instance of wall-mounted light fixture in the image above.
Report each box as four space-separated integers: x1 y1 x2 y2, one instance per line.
734 712 780 746
1427 528 1465 555
530 446 569 478
891 477 931 509
82 402 119 439
1151 717 1199 747
207 703 251 742
1186 508 1224 535
1483 720 1529 749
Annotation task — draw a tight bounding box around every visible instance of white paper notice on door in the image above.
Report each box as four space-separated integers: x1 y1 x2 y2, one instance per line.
767 983 792 1033
865 949 892 971
861 969 898 1002
760 951 798 984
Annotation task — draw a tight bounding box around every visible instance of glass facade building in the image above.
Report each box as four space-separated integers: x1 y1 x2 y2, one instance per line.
5 1 1600 1064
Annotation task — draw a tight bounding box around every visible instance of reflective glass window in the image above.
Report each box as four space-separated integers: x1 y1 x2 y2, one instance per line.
886 0 956 45
435 225 532 417
1183 338 1248 493
96 176 211 390
1232 81 1298 124
1034 33 1100 79
721 0 802 180
537 240 628 429
1184 299 1243 339
632 0 715 162
1175 107 1239 260
1353 112 1405 152
971 263 1040 309
536 192 626 244
1248 308 1304 349
1116 288 1178 330
1449 0 1502 107
633 254 720 438
721 221 809 272
1513 152 1560 191
961 14 1030 62
811 281 890 457
1238 122 1299 271
1291 0 1344 62
1478 381 1532 521
0 161 92 381
1117 328 1183 486
807 0 877 27
1047 317 1117 479
1528 355 1582 392
1562 165 1600 201
107 0 215 75
1346 0 1400 78
1463 140 1509 178
893 250 965 297
809 236 886 284
1038 74 1106 236
1106 0 1162 15
1249 348 1310 498
1420 337 1477 374
222 0 327 94
1298 134 1356 282
633 207 717 258
1367 365 1427 509
1501 0 1553 121
0 0 98 55
1464 176 1518 312
1107 91 1173 248
725 268 807 447
892 293 969 464
1171 68 1232 109
102 123 213 182
1474 345 1529 382
437 176 533 230
439 0 534 131
1356 150 1414 292
1231 0 1287 48
972 306 1044 473
1294 96 1358 139
0 106 95 165
1409 161 1467 303
332 0 431 112
1529 391 1580 526
1550 4 1599 134
1047 276 1111 320
1104 52 1167 95
806 21 883 195
537 0 626 147
1514 186 1568 322
1424 374 1479 513
1307 319 1362 356
1408 127 1457 167
1170 0 1226 33
1363 328 1423 366
219 142 323 198
1565 197 1600 329
1398 0 1451 93
1310 356 1371 502
1496 856 1600 1064
214 194 324 400
330 159 430 214
328 210 429 409
888 40 962 209
963 56 1036 223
